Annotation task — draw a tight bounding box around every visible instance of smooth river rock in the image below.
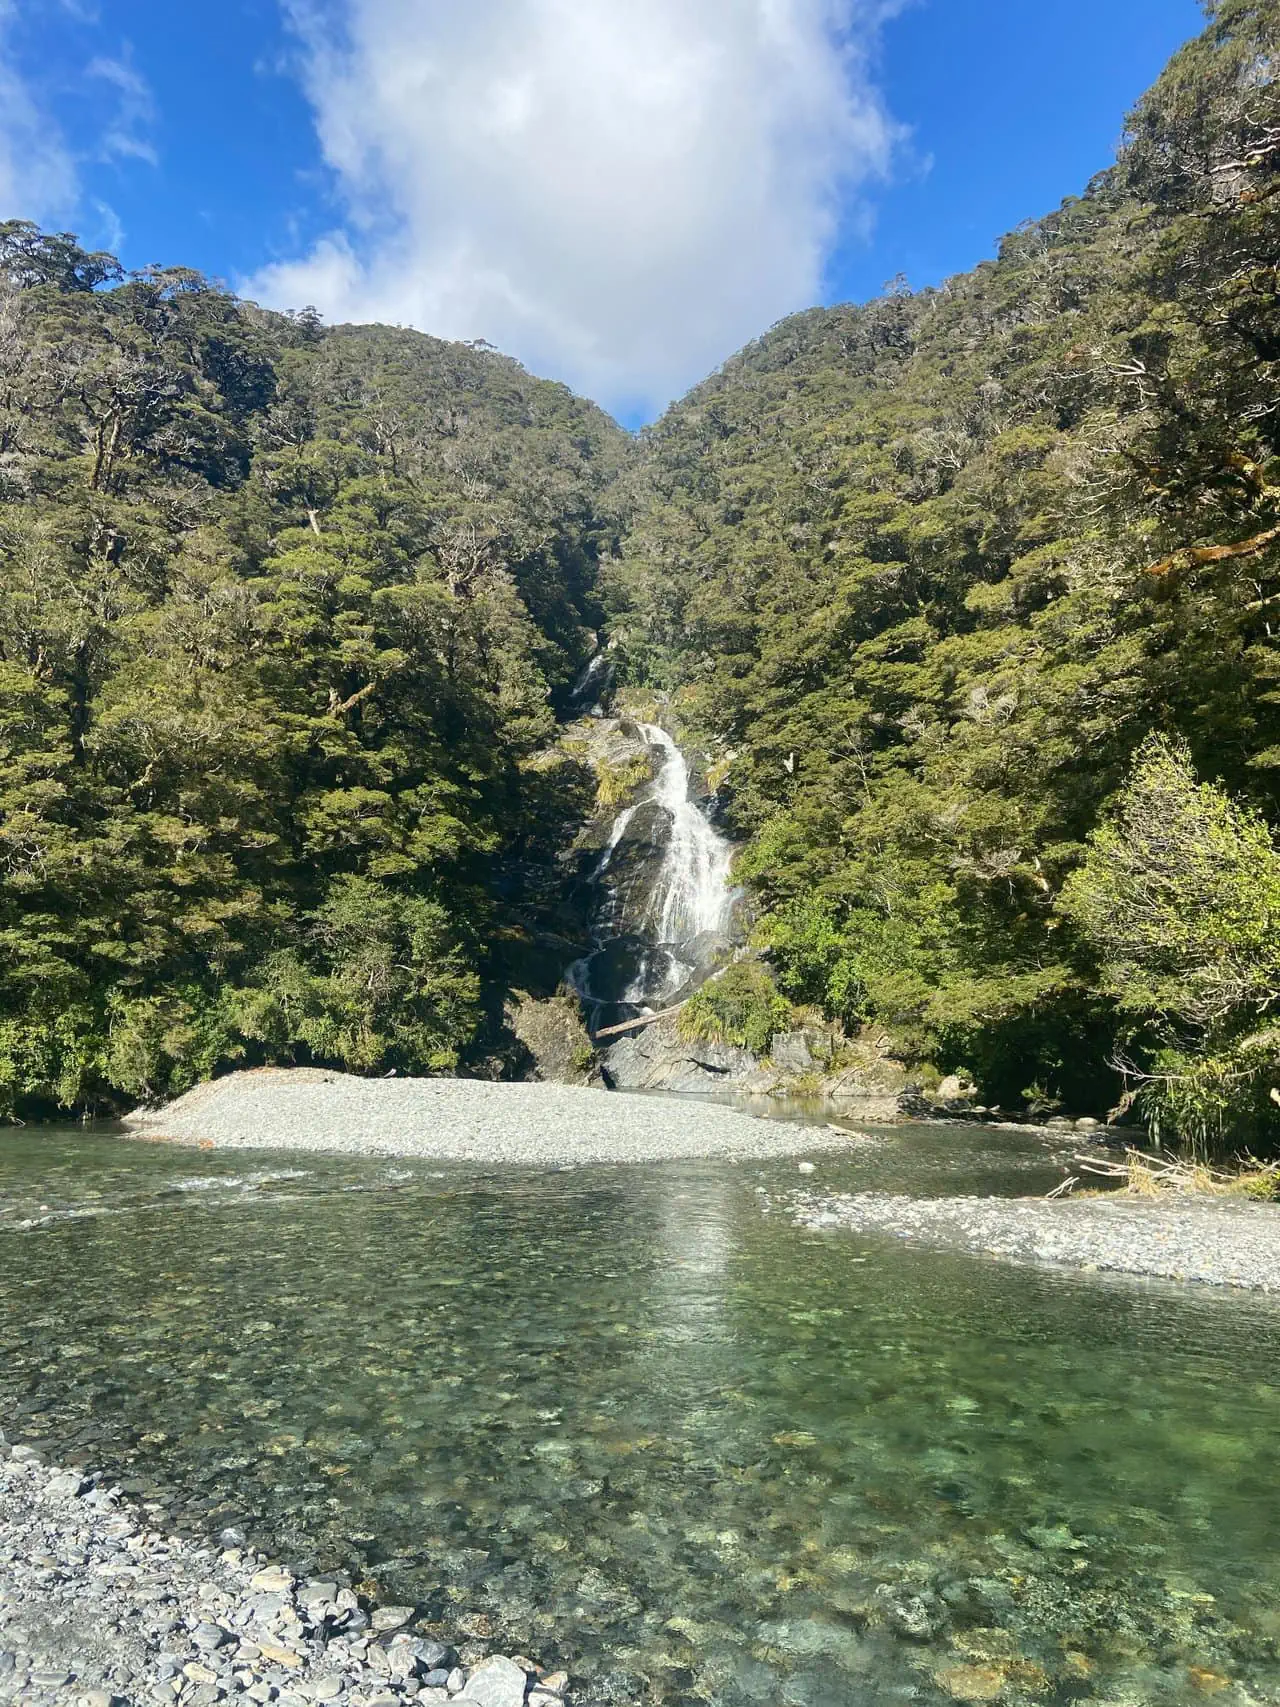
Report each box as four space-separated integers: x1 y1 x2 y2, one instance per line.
457 1656 529 1707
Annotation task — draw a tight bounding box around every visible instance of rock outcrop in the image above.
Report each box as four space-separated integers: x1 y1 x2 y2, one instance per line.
602 1013 911 1119
503 994 599 1086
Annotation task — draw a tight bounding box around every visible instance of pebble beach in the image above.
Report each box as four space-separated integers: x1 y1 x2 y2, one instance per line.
788 1189 1280 1291
123 1069 853 1167
0 1438 563 1707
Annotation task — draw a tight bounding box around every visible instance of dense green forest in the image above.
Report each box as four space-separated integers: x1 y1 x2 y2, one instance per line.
0 224 626 1113
3 0 1280 1149
611 0 1280 1151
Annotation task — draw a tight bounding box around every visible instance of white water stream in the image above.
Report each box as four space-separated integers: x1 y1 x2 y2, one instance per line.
578 721 738 1010
635 723 735 948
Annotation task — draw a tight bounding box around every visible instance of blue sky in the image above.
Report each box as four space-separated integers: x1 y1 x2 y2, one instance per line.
1 0 1204 423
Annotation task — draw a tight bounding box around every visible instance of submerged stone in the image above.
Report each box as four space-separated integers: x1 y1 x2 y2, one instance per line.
935 1663 1006 1701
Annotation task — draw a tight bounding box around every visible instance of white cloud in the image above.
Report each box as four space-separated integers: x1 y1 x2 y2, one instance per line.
0 8 157 238
250 0 905 415
0 4 78 222
88 51 158 167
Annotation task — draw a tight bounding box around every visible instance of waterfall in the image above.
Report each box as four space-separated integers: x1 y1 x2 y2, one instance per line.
591 804 637 882
635 724 735 947
570 718 739 1018
568 651 614 718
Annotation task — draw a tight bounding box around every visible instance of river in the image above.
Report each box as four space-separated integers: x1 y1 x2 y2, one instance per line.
2 1120 1279 1704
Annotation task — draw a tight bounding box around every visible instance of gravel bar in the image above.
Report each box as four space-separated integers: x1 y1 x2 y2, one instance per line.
0 1433 568 1707
124 1069 851 1165
790 1190 1280 1291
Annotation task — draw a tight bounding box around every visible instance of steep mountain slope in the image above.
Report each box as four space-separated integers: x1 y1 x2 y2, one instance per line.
4 0 1279 1147
0 236 629 1113
611 0 1280 1144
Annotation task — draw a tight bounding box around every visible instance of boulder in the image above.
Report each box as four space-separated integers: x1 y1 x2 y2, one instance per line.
603 1012 770 1093
935 1073 976 1103
459 1657 529 1707
504 994 598 1086
770 1027 835 1075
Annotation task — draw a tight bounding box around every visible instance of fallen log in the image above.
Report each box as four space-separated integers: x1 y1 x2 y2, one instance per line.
593 1001 687 1040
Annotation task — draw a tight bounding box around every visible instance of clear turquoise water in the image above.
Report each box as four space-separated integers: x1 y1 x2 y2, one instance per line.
2 1123 1278 1706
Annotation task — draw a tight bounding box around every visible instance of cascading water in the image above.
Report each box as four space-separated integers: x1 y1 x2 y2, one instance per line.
568 651 612 716
635 724 735 949
569 719 740 1026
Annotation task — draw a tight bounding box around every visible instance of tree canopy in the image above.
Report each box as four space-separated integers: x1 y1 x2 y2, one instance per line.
608 0 1280 1145
5 1 1280 1150
0 221 626 1114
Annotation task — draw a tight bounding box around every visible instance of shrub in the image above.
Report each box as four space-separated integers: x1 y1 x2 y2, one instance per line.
1060 739 1280 1156
678 962 793 1057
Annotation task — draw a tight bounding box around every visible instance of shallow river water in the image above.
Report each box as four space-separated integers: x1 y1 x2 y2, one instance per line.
2 1121 1280 1707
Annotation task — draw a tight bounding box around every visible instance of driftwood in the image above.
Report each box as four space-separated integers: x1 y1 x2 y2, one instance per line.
1044 1175 1079 1200
1074 1147 1237 1186
593 1001 687 1040
1044 1146 1278 1198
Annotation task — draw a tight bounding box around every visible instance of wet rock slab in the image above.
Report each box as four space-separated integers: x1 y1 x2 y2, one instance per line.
788 1190 1280 1290
0 1437 568 1707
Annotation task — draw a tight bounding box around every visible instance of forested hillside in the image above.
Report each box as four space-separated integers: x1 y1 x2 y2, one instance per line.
5 0 1280 1148
0 224 627 1114
612 0 1280 1149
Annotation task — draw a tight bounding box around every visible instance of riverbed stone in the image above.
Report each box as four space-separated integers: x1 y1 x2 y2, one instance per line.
385 1648 419 1683
385 1638 454 1681
874 1586 946 1641
410 1644 453 1674
44 1470 89 1500
461 1656 528 1707
251 1568 295 1595
193 1621 230 1650
256 1639 304 1668
370 1606 414 1633
935 1662 1006 1702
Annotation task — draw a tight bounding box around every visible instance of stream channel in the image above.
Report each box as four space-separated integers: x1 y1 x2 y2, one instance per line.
3 1121 1280 1706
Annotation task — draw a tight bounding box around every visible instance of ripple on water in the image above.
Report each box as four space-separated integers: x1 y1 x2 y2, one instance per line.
1 1124 1278 1707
